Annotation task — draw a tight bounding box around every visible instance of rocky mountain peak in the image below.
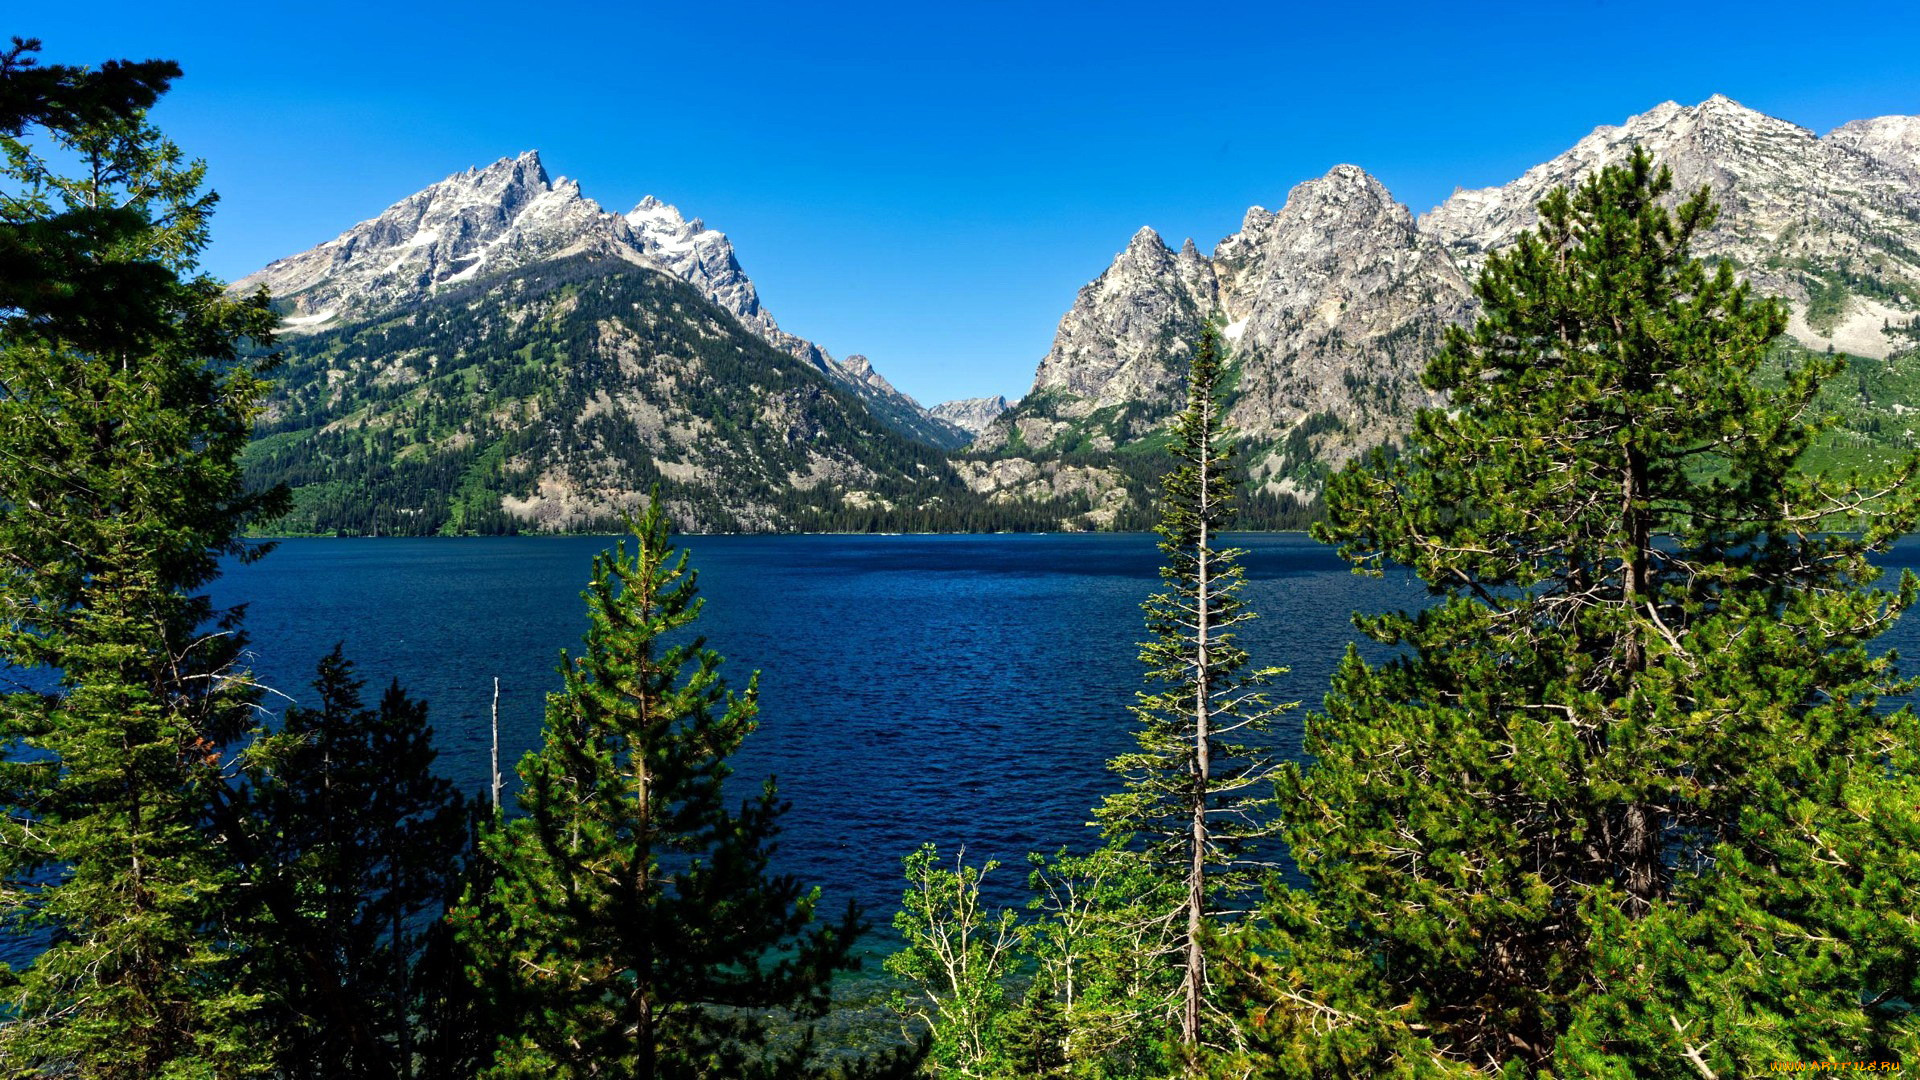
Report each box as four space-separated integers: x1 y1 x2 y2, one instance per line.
441 150 551 204
1693 92 1766 120
233 154 963 446
1120 225 1170 261
1826 114 1920 179
1001 224 1219 445
626 194 681 222
1221 165 1407 254
836 353 899 395
1204 165 1469 474
1423 96 1920 359
486 148 548 182
982 160 1468 461
929 395 1013 438
1299 163 1395 201
230 150 626 330
1422 96 1830 251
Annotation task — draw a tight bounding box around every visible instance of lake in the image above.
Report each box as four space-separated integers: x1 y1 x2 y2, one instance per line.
211 532 1427 925
8 530 1920 971
199 531 1920 933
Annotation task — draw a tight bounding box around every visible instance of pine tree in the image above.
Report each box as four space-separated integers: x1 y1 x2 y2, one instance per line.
1233 150 1920 1075
234 646 472 1079
0 37 286 1075
454 496 870 1079
1082 321 1291 1060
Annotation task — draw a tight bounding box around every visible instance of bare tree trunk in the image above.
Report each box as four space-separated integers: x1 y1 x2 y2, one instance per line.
1184 431 1211 1050
491 677 502 813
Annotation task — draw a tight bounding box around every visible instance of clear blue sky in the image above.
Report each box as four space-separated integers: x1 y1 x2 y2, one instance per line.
22 1 1920 405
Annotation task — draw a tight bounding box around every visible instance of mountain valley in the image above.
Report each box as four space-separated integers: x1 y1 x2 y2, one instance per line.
237 97 1920 534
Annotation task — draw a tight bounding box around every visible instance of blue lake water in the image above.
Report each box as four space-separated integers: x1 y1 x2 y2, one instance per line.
210 532 1920 932
210 532 1428 925
15 531 1919 967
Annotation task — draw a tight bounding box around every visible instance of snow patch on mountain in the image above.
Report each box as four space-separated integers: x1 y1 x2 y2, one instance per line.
232 152 958 443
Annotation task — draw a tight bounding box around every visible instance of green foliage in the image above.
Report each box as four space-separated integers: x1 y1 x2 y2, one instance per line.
1093 321 1291 1052
1014 847 1183 1079
229 646 475 1079
881 843 1184 1080
885 845 1022 1076
1235 149 1920 1076
1767 338 1920 479
454 495 878 1078
0 37 287 1075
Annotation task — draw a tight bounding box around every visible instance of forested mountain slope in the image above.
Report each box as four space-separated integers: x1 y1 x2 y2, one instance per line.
239 99 1920 534
234 151 969 450
245 257 973 534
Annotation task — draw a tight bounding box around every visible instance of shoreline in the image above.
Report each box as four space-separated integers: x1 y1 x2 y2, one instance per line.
244 528 1317 540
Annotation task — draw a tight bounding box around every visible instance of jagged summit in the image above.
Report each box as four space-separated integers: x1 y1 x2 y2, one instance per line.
1008 221 1217 448
233 152 964 444
1293 163 1395 199
837 354 900 395
1203 163 1466 475
619 191 783 345
978 160 1462 465
1423 95 1920 358
1420 96 1803 253
232 150 632 329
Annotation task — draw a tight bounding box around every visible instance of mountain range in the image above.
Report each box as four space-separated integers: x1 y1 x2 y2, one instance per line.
978 95 1920 499
236 96 1920 534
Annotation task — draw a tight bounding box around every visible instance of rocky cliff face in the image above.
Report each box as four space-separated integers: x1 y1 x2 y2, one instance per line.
975 228 1216 453
984 97 1920 498
929 395 1012 437
233 152 958 444
976 166 1469 485
1424 96 1920 359
620 192 826 369
1827 115 1920 180
1210 166 1470 481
